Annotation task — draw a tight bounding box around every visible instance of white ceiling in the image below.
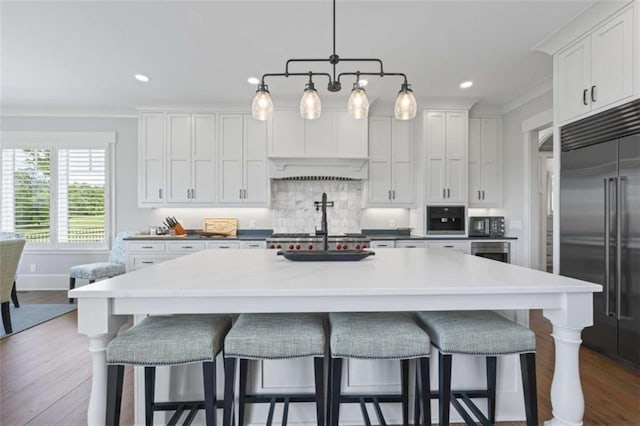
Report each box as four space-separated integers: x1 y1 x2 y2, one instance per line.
1 0 596 112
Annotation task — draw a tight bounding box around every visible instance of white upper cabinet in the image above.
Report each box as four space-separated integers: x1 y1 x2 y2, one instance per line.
468 117 503 207
367 117 414 206
556 6 635 124
268 109 367 158
138 112 165 206
165 113 216 204
424 110 468 204
219 114 268 205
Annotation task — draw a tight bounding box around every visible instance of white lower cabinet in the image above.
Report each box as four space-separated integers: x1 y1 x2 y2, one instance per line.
125 240 261 271
370 240 396 248
395 240 427 248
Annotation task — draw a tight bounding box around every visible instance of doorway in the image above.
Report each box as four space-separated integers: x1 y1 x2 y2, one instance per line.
537 129 554 272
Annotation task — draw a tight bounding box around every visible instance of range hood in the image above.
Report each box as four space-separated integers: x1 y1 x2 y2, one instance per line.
268 157 368 180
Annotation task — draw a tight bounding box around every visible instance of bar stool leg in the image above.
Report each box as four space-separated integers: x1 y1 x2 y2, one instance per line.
401 359 410 426
329 358 343 426
520 353 538 426
238 359 247 426
486 356 497 424
419 357 431 426
438 352 452 426
414 375 421 426
106 364 124 426
203 361 217 426
313 357 325 426
144 366 156 426
68 278 76 303
223 357 237 426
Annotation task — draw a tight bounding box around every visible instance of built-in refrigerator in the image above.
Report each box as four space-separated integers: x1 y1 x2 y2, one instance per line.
560 100 639 367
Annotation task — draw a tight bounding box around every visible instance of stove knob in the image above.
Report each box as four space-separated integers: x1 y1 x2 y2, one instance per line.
336 244 342 250
276 244 282 249
343 244 349 250
296 244 301 250
355 244 361 250
362 244 368 249
289 244 294 250
308 244 314 250
269 244 275 249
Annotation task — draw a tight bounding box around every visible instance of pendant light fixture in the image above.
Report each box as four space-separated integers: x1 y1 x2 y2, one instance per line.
250 0 416 121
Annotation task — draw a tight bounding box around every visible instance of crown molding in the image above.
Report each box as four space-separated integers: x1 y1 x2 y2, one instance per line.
417 97 478 111
532 0 633 55
0 107 137 118
499 76 553 115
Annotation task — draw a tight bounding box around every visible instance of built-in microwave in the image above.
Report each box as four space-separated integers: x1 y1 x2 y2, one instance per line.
426 206 465 235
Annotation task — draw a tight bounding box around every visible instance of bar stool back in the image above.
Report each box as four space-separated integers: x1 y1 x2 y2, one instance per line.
329 312 432 426
105 314 232 426
222 313 327 426
417 310 537 426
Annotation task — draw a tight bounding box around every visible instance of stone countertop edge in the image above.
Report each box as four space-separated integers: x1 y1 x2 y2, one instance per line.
125 229 273 241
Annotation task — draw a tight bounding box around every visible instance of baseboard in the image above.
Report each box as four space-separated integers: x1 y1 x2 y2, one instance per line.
15 274 70 291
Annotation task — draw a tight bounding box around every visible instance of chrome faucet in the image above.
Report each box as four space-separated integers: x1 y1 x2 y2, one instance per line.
314 192 334 251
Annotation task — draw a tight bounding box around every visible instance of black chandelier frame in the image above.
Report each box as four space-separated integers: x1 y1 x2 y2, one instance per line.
257 0 412 95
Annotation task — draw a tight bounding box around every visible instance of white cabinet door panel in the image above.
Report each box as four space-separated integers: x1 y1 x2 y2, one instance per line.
425 112 447 202
219 115 244 203
368 117 392 204
369 161 391 203
166 114 191 203
206 241 241 249
335 111 368 157
244 116 268 204
445 112 467 202
192 114 216 203
391 119 414 204
468 118 482 204
480 161 500 205
139 113 165 204
392 162 413 204
427 158 446 201
558 37 591 123
269 110 304 156
591 7 634 110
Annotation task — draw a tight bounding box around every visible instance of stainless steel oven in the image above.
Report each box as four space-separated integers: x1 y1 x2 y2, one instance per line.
471 241 510 263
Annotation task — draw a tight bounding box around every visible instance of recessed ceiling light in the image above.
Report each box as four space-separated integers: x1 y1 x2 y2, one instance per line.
135 74 150 82
358 79 368 87
248 77 260 85
459 81 473 89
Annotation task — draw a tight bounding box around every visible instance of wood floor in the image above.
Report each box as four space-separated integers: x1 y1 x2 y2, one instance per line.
1 291 638 425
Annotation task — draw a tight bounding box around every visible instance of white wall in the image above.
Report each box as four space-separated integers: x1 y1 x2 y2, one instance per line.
498 91 553 265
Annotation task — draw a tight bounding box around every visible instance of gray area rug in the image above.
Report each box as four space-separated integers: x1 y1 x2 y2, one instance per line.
0 304 77 338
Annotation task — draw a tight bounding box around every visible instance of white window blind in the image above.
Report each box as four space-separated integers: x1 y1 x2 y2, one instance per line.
1 148 52 243
57 149 106 244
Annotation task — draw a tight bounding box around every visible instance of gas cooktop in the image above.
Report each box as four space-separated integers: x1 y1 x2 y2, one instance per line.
266 233 370 251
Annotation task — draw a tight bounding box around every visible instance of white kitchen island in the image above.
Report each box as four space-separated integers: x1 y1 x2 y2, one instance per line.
70 248 600 426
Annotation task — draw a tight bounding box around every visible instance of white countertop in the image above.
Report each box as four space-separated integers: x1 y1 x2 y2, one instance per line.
70 248 600 299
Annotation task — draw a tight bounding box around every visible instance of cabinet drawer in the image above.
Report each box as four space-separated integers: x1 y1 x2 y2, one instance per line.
240 241 266 249
427 241 469 253
130 255 175 270
126 242 166 252
166 242 206 253
396 240 426 248
207 241 241 249
370 241 396 248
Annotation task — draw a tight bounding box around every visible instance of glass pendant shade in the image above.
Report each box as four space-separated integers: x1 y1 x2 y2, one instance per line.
252 86 273 121
300 88 321 120
347 87 369 119
394 86 417 120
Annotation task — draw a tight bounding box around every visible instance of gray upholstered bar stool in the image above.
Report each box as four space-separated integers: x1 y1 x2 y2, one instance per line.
222 313 327 426
328 312 432 426
105 314 232 426
416 311 537 426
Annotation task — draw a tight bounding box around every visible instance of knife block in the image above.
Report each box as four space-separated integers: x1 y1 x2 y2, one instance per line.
171 222 187 235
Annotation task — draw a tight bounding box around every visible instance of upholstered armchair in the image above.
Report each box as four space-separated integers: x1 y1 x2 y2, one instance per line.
68 231 133 303
1 239 26 334
0 232 24 308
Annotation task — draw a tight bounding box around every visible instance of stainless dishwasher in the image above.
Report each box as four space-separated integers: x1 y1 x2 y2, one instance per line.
470 241 511 263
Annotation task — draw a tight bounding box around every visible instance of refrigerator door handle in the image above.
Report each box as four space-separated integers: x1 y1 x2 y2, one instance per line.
604 178 612 316
616 176 625 320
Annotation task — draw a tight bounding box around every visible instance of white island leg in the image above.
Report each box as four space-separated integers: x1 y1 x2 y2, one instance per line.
87 334 116 425
543 292 594 426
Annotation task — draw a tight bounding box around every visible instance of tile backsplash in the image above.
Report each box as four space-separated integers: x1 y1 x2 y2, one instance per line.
271 180 362 234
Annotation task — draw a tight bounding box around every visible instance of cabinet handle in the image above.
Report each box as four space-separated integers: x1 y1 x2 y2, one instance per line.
388 190 392 200
478 190 481 200
442 188 446 198
243 189 247 199
583 89 588 106
444 245 454 248
447 188 451 198
158 189 163 199
591 85 597 103
191 189 195 199
141 246 153 249
141 261 154 264
181 246 193 249
239 189 243 199
187 189 190 199
392 190 396 199
482 190 485 200
218 246 230 249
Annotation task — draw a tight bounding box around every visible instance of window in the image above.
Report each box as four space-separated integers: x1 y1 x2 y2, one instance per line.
1 132 114 250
